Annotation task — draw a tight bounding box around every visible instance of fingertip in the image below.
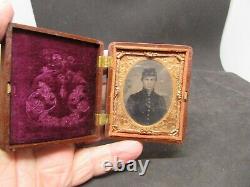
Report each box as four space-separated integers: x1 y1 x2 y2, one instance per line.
0 0 14 18
0 0 14 41
110 140 143 162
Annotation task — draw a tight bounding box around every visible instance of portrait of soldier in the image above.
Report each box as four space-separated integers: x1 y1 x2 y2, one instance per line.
126 68 166 125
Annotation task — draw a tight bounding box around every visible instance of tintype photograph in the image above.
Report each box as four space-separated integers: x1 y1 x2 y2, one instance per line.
108 42 192 142
124 60 172 125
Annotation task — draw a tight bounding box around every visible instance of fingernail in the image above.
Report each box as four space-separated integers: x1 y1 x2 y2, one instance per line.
110 140 143 162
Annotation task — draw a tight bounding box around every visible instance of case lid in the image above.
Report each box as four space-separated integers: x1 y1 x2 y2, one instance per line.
105 42 192 143
0 23 104 150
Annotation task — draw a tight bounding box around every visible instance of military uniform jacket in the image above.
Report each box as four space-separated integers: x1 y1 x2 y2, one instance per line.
126 89 166 125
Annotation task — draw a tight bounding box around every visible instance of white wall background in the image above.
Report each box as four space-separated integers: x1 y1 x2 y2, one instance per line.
10 0 36 26
220 0 250 82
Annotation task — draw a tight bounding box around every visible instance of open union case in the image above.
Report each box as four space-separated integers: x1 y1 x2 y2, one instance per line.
0 23 192 150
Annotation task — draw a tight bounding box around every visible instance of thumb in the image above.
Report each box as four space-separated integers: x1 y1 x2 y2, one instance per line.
0 0 14 41
71 140 143 186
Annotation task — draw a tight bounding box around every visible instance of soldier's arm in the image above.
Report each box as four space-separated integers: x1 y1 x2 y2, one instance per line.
126 96 136 116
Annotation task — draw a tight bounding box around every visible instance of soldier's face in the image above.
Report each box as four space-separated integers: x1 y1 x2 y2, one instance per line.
142 76 157 91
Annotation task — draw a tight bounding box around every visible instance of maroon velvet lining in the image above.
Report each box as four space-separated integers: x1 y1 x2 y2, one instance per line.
10 28 99 144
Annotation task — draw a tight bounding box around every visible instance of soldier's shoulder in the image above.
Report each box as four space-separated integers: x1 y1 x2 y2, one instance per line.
153 92 165 100
128 91 143 99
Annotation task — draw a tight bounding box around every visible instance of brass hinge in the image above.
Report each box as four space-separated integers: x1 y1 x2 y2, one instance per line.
95 113 109 126
7 82 11 94
183 91 188 102
98 56 112 68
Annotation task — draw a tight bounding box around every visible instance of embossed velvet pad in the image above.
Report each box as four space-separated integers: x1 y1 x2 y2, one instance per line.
10 28 100 144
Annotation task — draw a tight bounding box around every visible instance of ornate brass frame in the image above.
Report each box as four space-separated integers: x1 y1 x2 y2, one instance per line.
107 43 192 143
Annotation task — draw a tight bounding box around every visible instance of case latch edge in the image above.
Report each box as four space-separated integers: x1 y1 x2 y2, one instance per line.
7 82 11 94
95 113 109 126
98 56 112 68
183 91 188 102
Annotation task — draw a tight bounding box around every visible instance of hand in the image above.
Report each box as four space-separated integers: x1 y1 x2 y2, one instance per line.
0 1 143 186
0 142 142 187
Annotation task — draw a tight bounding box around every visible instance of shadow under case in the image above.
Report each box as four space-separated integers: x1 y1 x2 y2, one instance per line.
0 23 192 151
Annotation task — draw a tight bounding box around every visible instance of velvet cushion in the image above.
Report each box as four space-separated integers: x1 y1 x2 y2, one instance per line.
10 28 100 144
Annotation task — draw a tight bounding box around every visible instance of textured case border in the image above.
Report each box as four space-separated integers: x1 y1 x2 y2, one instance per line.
106 42 192 143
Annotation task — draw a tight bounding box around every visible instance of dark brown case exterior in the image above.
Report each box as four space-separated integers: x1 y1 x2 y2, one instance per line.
106 42 193 144
0 23 104 151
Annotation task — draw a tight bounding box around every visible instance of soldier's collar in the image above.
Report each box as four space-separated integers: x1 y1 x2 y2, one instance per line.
142 88 155 96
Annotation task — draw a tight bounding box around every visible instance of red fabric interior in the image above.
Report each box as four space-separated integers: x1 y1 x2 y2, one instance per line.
10 28 100 145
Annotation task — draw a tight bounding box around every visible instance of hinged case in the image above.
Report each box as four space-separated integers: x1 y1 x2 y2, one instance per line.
0 23 192 151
